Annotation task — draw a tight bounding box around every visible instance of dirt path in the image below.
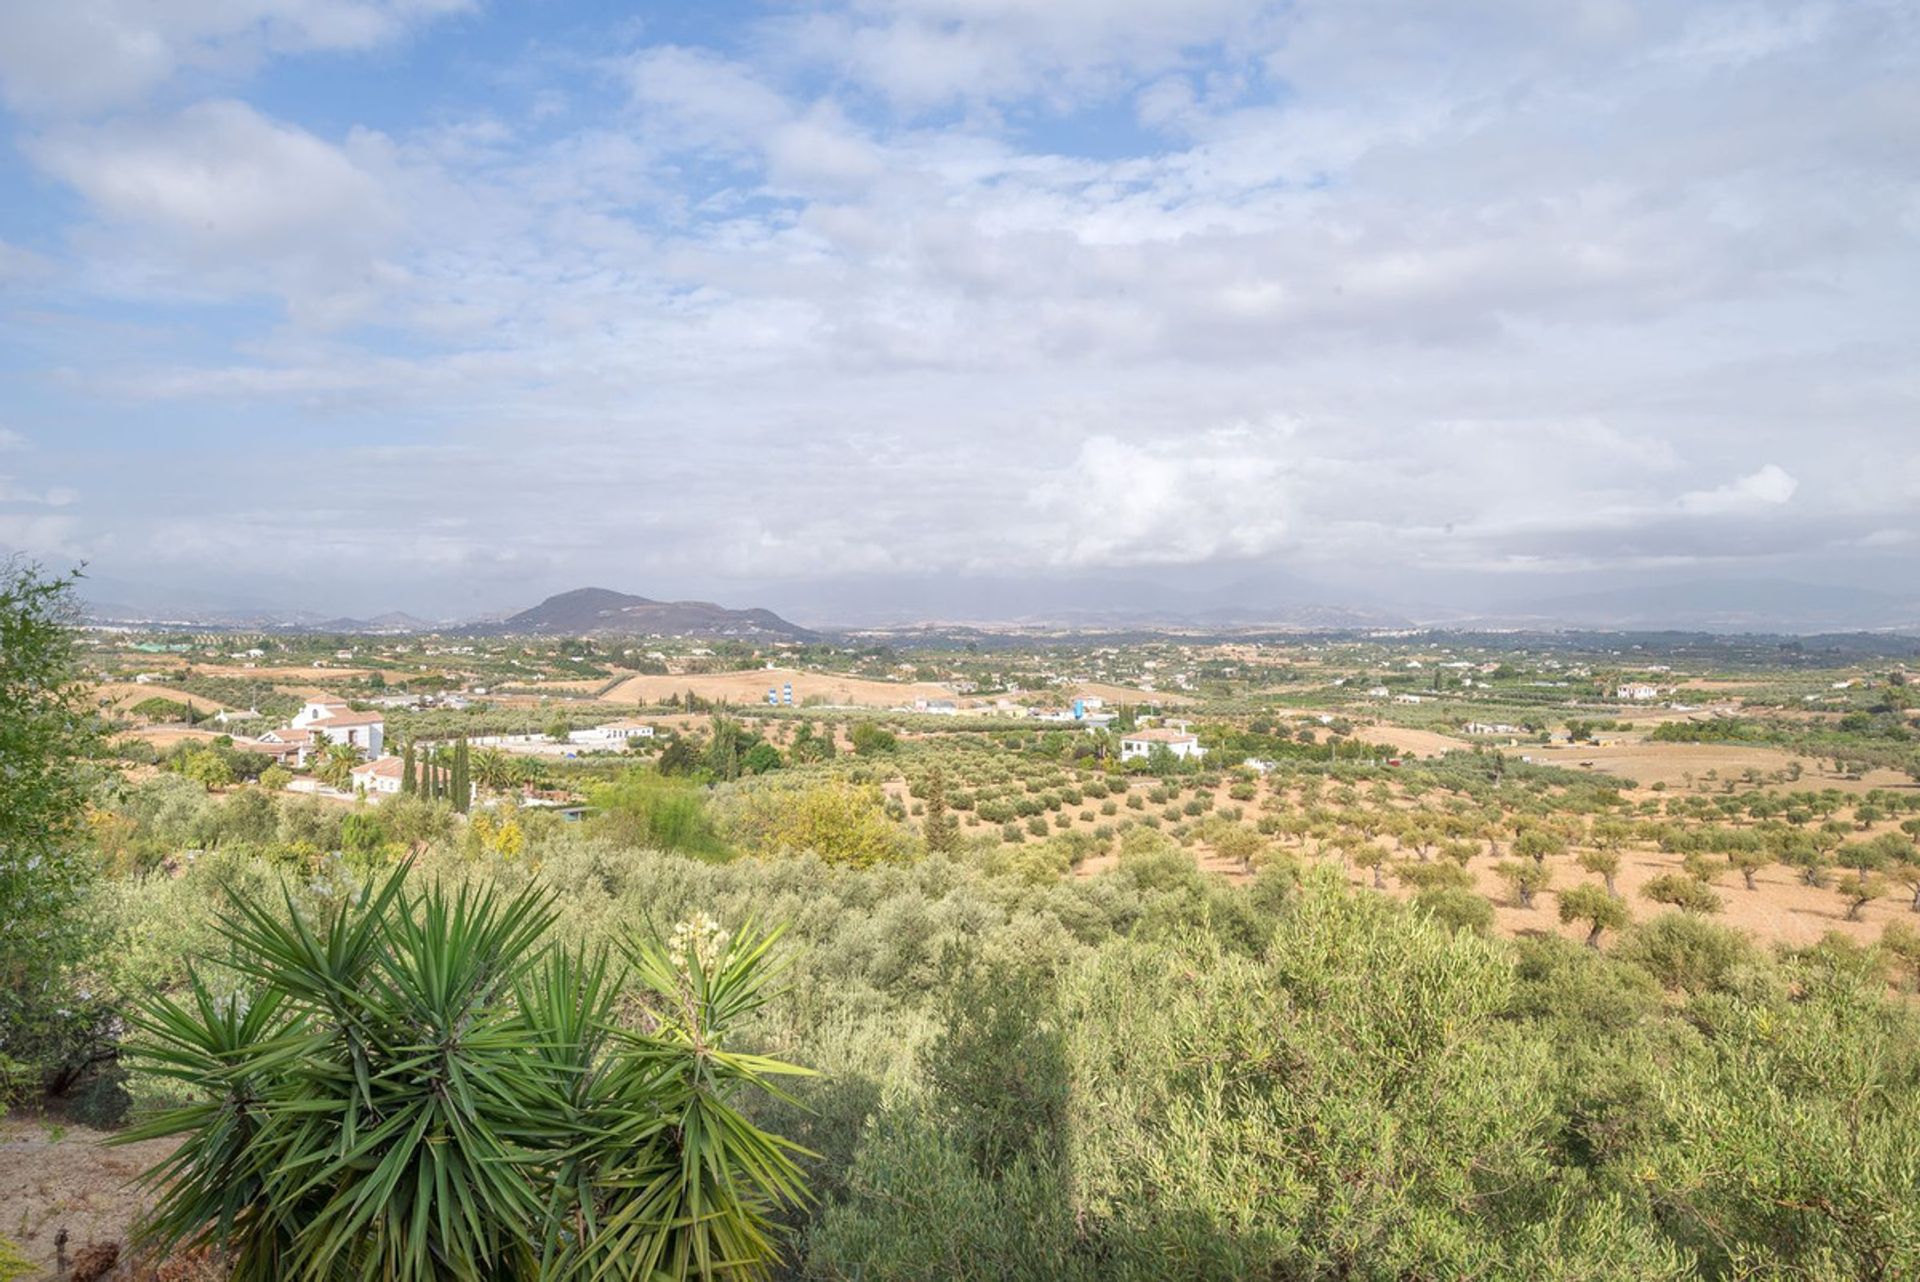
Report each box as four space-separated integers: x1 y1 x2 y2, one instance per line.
0 1118 177 1279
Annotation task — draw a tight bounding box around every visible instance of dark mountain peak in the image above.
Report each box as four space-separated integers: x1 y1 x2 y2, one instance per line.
535 587 659 612
493 588 816 640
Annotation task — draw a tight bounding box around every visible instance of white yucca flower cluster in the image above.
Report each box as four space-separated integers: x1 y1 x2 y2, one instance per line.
668 912 730 976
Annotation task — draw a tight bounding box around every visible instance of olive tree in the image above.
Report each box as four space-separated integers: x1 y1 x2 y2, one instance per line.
1558 884 1629 948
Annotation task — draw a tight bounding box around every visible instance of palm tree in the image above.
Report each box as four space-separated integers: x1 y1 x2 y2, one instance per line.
317 742 358 791
473 746 516 793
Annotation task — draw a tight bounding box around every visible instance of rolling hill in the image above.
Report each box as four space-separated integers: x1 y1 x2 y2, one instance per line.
485 588 818 640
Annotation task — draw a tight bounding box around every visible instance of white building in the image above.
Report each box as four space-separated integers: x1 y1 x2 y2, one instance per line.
289 699 385 757
350 755 407 796
566 720 655 748
1119 728 1206 762
255 726 316 767
1615 683 1661 701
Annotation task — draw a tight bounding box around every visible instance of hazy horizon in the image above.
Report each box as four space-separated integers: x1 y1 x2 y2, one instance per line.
2 1 1916 624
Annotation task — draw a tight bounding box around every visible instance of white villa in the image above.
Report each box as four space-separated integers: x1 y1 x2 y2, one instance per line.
289 699 386 757
350 755 407 796
1616 683 1661 701
1119 728 1206 762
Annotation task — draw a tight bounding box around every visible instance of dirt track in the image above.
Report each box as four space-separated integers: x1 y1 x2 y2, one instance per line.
0 1118 177 1278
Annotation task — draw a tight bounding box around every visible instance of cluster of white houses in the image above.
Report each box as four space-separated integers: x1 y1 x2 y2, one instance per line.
243 701 668 799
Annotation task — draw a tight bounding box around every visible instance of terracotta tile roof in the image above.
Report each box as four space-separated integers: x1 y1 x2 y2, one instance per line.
351 756 407 778
1120 727 1198 743
307 711 385 729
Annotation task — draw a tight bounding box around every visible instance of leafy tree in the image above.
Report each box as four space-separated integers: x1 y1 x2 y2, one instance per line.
259 764 292 792
1495 859 1551 908
1558 884 1629 947
1643 873 1723 916
719 781 905 867
1577 849 1621 894
656 737 698 777
850 721 898 756
0 561 104 1091
1836 871 1884 922
178 748 235 790
1726 846 1772 890
1514 827 1566 864
1352 842 1388 889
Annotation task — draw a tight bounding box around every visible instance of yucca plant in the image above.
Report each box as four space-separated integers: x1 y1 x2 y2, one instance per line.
546 917 814 1281
119 866 812 1282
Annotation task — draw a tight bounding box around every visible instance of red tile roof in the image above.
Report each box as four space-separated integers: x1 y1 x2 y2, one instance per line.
1120 728 1198 743
307 711 385 728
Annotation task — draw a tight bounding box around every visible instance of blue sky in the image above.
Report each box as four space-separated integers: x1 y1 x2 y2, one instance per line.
0 0 1915 624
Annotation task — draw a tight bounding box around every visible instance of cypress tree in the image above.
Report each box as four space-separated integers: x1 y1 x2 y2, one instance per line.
401 742 416 796
924 769 958 854
452 737 470 813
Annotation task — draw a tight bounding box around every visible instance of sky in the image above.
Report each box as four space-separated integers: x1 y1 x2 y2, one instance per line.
0 0 1915 626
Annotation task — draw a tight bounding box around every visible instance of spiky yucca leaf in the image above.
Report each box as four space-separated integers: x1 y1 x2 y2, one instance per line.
120 867 813 1282
548 921 815 1282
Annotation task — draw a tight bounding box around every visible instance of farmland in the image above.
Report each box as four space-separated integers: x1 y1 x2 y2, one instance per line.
11 592 1920 1279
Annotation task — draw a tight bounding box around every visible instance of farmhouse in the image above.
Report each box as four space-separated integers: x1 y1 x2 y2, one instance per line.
255 726 315 766
289 699 385 757
1615 683 1661 701
1118 727 1206 762
566 720 655 748
350 755 407 796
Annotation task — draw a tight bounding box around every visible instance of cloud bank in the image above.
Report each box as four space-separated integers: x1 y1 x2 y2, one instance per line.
0 0 1914 620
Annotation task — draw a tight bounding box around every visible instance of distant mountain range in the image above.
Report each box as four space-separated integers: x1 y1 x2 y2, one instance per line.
1459 579 1920 634
472 588 818 641
79 577 1920 638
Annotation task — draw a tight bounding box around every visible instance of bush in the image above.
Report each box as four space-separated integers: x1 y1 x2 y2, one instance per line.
120 866 810 1281
1414 887 1496 937
1614 913 1756 992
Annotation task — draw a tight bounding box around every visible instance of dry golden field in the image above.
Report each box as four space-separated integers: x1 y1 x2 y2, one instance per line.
599 667 959 709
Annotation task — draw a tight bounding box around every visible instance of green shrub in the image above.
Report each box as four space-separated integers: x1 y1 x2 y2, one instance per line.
119 866 810 1281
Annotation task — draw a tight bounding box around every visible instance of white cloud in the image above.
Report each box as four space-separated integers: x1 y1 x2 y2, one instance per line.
0 514 83 560
4 0 1917 611
29 100 402 323
0 0 471 115
0 466 79 507
1679 463 1800 513
1027 425 1295 569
